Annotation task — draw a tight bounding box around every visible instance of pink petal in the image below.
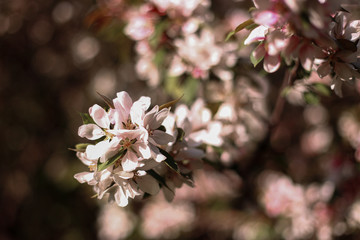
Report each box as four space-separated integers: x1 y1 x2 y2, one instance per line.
254 10 279 27
263 54 281 73
78 124 104 140
130 96 151 125
89 104 110 129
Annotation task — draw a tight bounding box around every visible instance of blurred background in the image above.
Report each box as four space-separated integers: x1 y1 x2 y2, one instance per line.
1 0 360 239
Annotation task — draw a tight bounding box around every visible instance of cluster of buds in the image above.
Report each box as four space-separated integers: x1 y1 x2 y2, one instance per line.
73 92 204 207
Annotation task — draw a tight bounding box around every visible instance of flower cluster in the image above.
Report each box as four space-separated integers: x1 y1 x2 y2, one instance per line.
242 0 360 96
73 91 205 207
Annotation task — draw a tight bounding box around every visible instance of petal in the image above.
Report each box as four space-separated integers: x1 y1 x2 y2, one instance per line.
334 62 353 80
115 91 133 112
317 61 331 78
143 105 158 129
151 130 175 145
254 10 279 27
263 54 281 73
135 141 152 159
137 159 161 171
74 172 94 184
78 124 104 140
122 151 139 171
136 174 160 195
89 104 110 129
76 152 94 166
162 183 175 202
113 169 134 179
130 96 151 125
115 186 129 207
244 25 267 45
112 91 133 127
86 140 111 160
149 144 166 162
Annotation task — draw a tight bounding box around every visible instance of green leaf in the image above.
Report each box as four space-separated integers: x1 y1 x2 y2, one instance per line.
245 23 259 30
80 113 96 125
304 92 319 105
146 169 174 193
159 94 183 110
97 148 126 171
76 143 90 152
69 143 90 152
158 147 179 173
97 91 114 109
250 44 264 67
312 83 330 96
225 19 254 41
176 128 185 142
225 30 236 42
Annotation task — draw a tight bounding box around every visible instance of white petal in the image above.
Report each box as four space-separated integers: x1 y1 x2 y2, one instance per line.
130 96 151 125
135 142 152 159
78 124 104 140
76 152 94 166
74 172 94 184
115 186 129 207
86 140 111 160
121 151 139 171
89 104 110 129
244 25 267 45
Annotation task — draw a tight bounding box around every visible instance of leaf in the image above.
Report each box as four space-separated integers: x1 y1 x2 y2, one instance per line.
73 143 90 152
250 44 264 67
97 148 126 171
225 19 254 41
312 83 330 96
80 113 96 125
176 128 185 142
159 94 184 110
97 92 114 109
158 147 179 173
146 169 174 193
304 92 319 105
